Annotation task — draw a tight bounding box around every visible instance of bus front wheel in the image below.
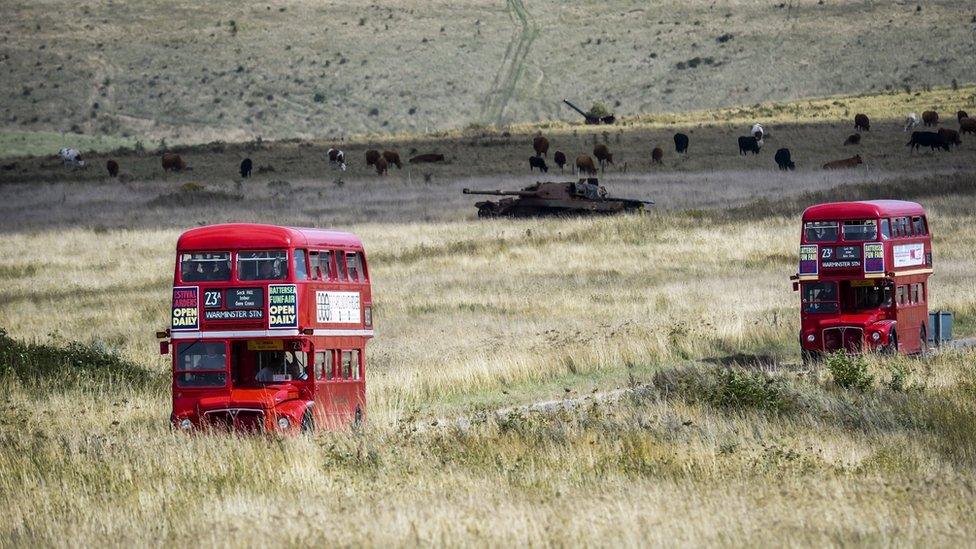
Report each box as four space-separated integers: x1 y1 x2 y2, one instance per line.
301 410 314 433
884 330 898 355
801 348 820 365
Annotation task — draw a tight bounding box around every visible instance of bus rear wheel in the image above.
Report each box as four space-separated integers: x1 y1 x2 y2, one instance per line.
918 326 927 356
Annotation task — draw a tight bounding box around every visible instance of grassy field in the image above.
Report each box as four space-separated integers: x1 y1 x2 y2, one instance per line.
3 88 976 544
1 0 974 144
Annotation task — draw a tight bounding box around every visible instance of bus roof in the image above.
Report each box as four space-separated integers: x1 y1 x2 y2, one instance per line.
802 200 925 222
177 223 364 251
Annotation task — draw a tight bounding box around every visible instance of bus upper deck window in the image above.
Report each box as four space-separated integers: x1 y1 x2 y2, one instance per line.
309 251 332 280
803 221 838 242
880 219 891 239
294 250 309 281
336 252 348 281
912 216 927 235
893 217 910 237
237 251 288 281
181 252 231 282
346 252 364 282
842 220 877 241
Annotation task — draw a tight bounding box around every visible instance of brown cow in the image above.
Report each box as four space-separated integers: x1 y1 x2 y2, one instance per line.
592 144 613 171
365 149 381 166
960 118 976 135
854 113 870 132
161 153 186 172
532 135 549 158
409 153 445 163
844 133 861 146
106 159 119 177
553 151 567 171
374 156 388 175
576 155 597 175
382 150 402 169
938 128 962 148
822 155 863 170
651 147 663 164
922 110 939 127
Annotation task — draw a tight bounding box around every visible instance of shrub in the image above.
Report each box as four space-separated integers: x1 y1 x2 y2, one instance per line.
0 328 159 389
825 352 873 392
653 366 794 414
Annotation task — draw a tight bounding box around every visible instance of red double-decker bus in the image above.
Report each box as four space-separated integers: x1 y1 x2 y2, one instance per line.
159 223 374 432
793 200 933 360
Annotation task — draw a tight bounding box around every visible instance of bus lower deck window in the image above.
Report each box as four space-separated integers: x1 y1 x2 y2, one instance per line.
315 350 334 380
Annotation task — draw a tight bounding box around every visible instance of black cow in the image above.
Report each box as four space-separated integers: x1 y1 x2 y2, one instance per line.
738 135 762 155
906 131 950 152
240 158 253 178
774 148 795 170
529 156 548 173
673 132 689 154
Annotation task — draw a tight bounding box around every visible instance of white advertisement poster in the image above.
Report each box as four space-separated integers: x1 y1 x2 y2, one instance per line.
316 291 360 323
893 243 925 268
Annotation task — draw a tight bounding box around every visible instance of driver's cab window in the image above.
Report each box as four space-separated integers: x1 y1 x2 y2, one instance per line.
254 350 307 383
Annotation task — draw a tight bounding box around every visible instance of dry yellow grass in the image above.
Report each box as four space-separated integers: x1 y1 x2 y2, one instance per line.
3 111 976 546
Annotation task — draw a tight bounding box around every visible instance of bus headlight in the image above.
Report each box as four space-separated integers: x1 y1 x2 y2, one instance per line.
277 417 290 430
872 332 881 342
179 418 193 430
806 334 815 342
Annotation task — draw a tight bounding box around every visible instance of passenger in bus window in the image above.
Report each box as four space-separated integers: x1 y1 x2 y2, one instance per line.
200 343 225 370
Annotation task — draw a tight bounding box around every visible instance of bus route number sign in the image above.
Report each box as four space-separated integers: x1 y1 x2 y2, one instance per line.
171 286 199 331
268 284 298 329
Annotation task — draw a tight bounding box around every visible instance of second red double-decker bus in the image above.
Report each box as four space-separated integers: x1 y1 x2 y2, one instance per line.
792 200 933 360
160 223 374 432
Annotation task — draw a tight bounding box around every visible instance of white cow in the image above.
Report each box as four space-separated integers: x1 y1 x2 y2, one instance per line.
904 113 921 132
326 148 347 171
58 147 86 167
751 123 765 141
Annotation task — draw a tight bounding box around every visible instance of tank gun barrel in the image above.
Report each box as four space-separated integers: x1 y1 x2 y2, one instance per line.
463 188 534 197
562 99 588 117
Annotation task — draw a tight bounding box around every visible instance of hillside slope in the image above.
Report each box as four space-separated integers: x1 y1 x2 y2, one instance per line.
1 0 973 142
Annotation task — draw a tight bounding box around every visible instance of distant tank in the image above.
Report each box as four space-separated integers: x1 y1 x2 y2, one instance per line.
462 178 653 218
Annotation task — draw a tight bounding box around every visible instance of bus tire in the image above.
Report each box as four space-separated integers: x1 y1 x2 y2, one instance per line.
301 410 314 433
354 406 363 428
801 348 820 365
884 329 898 355
918 326 927 356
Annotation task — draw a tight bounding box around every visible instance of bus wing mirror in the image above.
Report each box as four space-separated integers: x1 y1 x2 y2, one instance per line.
160 341 170 355
792 282 799 292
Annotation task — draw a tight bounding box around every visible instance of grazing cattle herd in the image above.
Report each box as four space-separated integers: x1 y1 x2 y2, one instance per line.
46 107 972 182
